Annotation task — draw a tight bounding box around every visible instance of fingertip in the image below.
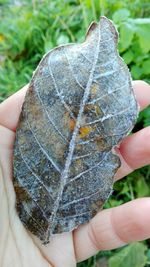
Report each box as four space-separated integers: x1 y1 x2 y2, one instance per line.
0 85 28 131
119 126 150 171
115 126 150 180
132 80 150 110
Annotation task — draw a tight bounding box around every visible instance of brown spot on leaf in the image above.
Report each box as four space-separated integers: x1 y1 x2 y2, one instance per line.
91 199 103 216
69 118 76 132
95 136 106 151
15 186 31 202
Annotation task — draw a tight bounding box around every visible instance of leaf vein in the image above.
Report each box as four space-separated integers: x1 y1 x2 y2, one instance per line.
23 202 48 232
64 47 85 91
61 186 106 209
45 21 102 239
14 166 49 222
85 106 132 126
88 83 128 104
17 146 54 200
35 84 68 143
68 152 107 184
26 118 61 173
48 58 76 120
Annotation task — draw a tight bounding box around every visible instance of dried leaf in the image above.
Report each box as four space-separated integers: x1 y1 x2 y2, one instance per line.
13 16 138 244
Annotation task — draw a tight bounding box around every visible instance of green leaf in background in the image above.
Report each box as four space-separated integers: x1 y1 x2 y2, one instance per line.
136 24 150 53
129 18 150 25
137 106 150 127
109 242 147 267
56 33 70 45
141 59 150 75
146 249 150 263
122 50 134 64
141 107 150 127
135 175 150 197
44 39 54 53
112 9 131 24
131 65 143 79
119 22 135 51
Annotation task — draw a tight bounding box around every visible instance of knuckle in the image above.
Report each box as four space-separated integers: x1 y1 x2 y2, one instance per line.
88 220 101 251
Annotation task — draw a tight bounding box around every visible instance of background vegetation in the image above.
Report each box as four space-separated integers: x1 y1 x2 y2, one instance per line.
0 0 150 266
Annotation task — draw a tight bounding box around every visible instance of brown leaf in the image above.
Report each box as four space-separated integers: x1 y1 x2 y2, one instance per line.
13 16 138 244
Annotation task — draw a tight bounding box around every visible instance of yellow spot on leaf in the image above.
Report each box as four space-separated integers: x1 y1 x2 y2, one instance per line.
79 126 92 138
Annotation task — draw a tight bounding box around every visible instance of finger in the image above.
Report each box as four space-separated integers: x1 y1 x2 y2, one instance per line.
0 125 15 149
74 198 150 262
0 85 28 132
132 80 150 109
115 126 150 180
0 81 150 132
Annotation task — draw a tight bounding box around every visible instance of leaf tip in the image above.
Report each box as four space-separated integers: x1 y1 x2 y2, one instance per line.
85 21 98 39
85 16 119 45
100 16 119 43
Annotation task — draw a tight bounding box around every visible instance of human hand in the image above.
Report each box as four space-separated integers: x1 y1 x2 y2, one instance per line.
0 80 150 267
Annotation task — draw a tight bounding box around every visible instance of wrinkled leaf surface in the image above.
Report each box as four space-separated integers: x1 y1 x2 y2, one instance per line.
13 16 138 244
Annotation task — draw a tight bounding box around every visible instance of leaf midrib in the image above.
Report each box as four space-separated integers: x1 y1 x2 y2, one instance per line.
46 21 101 240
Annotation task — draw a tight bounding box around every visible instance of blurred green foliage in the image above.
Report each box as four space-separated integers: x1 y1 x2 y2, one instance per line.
0 1 150 266
109 242 147 267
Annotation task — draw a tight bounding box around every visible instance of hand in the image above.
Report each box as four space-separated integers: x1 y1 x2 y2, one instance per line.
0 80 150 267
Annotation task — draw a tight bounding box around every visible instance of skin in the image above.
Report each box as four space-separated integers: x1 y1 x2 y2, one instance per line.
0 80 150 267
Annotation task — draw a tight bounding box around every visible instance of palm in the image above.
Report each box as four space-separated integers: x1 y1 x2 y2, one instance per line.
0 162 54 267
0 81 150 267
0 125 76 267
